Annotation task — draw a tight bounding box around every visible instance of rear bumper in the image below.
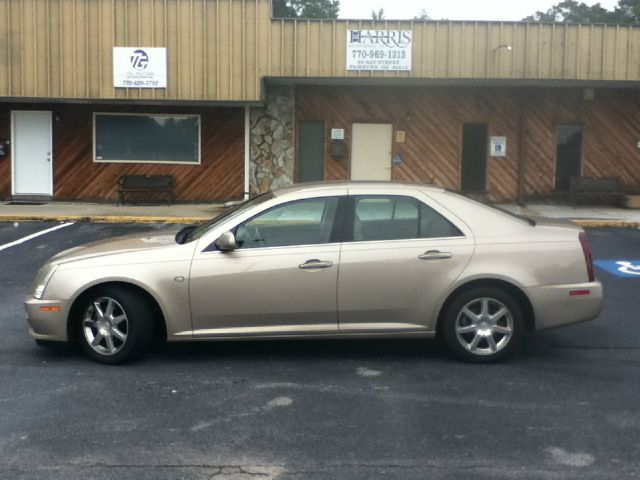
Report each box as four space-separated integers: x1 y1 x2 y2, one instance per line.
24 296 69 341
525 281 603 331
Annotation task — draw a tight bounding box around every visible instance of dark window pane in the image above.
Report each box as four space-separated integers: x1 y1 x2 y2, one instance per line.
236 197 339 248
95 114 200 163
420 203 463 238
555 124 583 191
353 195 463 241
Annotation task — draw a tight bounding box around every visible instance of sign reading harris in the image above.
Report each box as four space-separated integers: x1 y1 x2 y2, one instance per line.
347 30 412 71
113 47 167 88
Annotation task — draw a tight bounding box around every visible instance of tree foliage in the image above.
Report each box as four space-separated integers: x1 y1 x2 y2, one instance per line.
524 0 640 23
371 8 385 20
272 0 340 19
413 9 431 20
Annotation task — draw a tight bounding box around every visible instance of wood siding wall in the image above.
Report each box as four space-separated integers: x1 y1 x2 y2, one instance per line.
296 86 640 202
0 104 245 201
1 0 640 103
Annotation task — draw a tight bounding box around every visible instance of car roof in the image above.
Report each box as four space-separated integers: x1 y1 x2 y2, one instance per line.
272 181 446 197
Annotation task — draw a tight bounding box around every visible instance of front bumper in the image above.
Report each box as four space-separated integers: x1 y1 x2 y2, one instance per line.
24 296 69 341
525 281 604 331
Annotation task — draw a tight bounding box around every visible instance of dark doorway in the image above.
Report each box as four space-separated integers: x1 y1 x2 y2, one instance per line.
555 124 583 191
461 123 488 191
298 121 325 183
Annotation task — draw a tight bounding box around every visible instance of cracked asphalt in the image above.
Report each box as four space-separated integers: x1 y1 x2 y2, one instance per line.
1 222 639 479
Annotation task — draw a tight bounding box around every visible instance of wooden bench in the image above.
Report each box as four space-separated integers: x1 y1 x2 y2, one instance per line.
570 176 624 208
118 175 176 205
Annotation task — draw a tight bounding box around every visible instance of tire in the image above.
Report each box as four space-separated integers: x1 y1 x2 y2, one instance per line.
441 287 524 363
76 286 154 365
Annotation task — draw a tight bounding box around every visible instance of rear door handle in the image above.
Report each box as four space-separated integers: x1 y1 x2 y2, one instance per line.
418 250 452 260
299 259 334 270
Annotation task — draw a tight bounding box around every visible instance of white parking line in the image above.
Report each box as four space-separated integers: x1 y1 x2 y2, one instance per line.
0 222 75 252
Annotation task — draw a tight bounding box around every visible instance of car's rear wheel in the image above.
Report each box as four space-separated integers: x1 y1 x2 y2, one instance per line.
442 287 524 363
77 286 153 364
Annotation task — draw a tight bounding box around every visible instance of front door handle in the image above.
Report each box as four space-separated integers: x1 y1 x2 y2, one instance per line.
299 259 333 270
418 250 452 260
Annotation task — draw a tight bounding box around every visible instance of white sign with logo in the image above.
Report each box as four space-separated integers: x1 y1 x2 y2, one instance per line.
490 136 507 157
347 30 412 71
113 47 167 88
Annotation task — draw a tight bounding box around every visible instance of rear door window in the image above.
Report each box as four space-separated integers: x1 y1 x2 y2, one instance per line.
352 195 463 242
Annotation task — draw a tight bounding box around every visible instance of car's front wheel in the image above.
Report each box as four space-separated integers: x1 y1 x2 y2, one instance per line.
76 286 153 364
442 287 524 363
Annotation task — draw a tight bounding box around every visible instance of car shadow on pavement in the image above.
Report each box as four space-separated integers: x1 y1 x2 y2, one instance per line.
150 338 451 363
31 337 454 365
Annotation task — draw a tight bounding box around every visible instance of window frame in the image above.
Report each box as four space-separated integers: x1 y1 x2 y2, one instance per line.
92 112 202 165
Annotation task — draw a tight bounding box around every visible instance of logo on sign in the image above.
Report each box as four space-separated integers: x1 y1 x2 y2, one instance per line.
349 30 411 48
130 49 149 70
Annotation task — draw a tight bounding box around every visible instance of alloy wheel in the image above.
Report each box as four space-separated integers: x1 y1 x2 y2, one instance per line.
83 297 129 356
454 297 514 356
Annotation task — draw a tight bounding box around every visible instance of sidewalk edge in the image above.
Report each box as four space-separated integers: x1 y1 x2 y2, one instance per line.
0 215 210 224
572 219 640 228
0 215 638 228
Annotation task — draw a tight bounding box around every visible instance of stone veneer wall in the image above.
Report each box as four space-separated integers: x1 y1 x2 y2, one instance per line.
248 85 295 195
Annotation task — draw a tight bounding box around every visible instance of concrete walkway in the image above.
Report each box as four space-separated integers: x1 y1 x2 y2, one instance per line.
0 200 638 227
498 203 640 228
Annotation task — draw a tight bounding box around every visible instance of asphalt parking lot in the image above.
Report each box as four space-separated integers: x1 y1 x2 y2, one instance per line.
0 221 639 479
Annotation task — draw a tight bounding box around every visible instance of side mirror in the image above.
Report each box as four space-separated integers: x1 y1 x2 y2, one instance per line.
215 231 238 252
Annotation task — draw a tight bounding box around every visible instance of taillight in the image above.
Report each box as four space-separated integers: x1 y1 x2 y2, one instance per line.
579 232 595 282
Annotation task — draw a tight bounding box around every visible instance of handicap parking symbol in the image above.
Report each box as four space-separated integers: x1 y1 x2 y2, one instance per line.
594 260 640 278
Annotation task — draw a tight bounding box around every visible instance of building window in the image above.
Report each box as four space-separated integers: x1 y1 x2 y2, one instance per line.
93 113 200 164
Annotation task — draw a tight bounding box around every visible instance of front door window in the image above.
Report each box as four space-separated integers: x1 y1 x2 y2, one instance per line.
235 197 339 249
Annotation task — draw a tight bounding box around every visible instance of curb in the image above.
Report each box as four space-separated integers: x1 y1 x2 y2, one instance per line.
0 215 211 224
1 216 638 228
572 219 640 229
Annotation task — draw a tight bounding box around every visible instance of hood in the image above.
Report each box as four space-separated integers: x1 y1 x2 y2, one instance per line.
50 229 181 265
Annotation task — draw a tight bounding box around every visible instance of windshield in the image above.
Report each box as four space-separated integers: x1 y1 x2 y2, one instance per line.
184 192 275 243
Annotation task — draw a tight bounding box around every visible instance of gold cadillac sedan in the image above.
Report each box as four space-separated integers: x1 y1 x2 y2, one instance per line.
25 182 603 364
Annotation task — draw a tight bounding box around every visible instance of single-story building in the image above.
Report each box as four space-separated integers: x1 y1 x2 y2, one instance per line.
1 0 639 203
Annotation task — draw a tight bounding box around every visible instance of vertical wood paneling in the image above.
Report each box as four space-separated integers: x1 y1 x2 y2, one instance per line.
1 0 640 102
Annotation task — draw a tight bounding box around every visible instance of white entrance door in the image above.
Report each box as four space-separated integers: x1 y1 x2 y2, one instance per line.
12 111 53 196
351 123 392 181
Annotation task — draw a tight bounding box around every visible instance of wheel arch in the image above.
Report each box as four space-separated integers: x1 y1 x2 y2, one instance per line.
435 278 535 335
66 281 167 345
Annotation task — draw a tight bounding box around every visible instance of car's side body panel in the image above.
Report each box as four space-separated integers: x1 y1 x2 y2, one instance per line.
338 237 474 331
189 244 341 337
30 240 195 341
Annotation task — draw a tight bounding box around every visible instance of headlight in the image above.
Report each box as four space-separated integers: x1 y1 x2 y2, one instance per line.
32 264 58 300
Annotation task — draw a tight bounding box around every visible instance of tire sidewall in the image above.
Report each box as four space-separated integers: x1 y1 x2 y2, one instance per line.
77 286 153 365
442 287 524 363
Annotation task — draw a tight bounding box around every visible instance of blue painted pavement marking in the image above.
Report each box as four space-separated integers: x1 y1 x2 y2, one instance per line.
594 260 640 278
